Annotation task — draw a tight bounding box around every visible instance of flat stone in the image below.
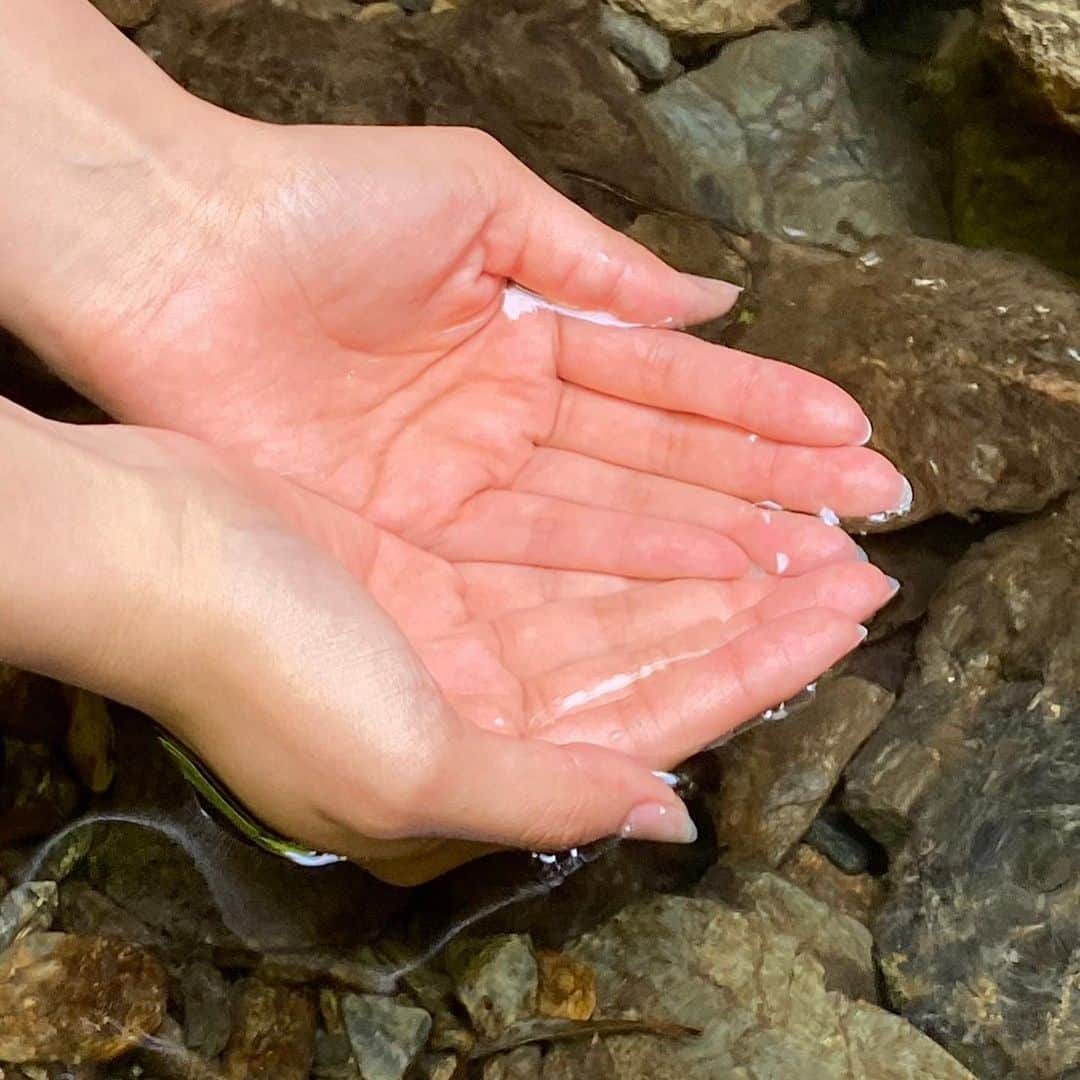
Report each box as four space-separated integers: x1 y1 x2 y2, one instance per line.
599 7 680 83
877 685 1080 1078
0 881 57 952
541 879 973 1078
222 979 316 1080
611 0 806 37
483 1045 542 1080
780 845 885 928
707 675 894 866
0 933 166 1064
984 0 1080 134
627 215 1080 528
647 25 948 248
844 497 1080 847
178 958 233 1059
341 993 432 1080
57 880 162 947
446 935 538 1039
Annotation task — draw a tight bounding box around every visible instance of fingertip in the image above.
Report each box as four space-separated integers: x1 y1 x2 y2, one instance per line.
674 273 744 326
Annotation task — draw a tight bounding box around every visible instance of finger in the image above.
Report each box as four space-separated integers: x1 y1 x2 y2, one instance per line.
541 608 868 762
556 320 872 447
482 141 740 326
548 386 910 519
514 448 862 575
522 567 892 731
418 724 699 850
432 491 751 579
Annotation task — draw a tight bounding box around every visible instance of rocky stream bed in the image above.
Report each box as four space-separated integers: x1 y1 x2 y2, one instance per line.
1 0 1079 1077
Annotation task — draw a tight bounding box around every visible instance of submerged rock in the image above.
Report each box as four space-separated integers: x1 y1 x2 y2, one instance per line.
91 0 159 27
0 881 57 952
780 844 885 927
647 25 948 248
844 496 1080 847
222 979 317 1080
610 0 807 37
707 675 894 866
629 214 1080 527
341 993 432 1080
446 934 538 1038
599 6 681 84
0 933 167 1063
984 0 1080 135
541 877 973 1078
876 686 1080 1079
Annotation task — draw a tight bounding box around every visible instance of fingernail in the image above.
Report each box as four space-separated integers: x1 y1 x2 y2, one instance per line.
651 770 679 787
854 545 869 563
856 625 869 642
679 273 743 322
897 477 914 514
886 575 901 597
620 800 698 844
858 415 873 446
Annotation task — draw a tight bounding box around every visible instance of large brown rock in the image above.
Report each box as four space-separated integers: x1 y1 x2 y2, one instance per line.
0 933 166 1064
611 0 806 37
628 215 1080 528
984 0 1080 135
843 495 1080 847
540 875 973 1078
222 979 317 1080
708 675 894 866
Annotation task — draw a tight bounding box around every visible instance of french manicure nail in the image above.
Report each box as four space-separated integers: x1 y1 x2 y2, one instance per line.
886 575 901 597
897 477 914 514
854 545 869 563
858 415 873 446
651 770 679 787
620 800 698 844
856 625 869 642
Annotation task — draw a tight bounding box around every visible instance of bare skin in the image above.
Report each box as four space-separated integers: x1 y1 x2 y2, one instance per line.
0 1 905 881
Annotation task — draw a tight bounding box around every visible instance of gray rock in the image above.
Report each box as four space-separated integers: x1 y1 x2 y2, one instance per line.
0 933 167 1064
179 958 233 1059
222 979 317 1080
341 993 432 1080
611 0 807 37
984 0 1080 135
483 1045 542 1079
446 935 538 1038
57 880 163 947
313 1029 358 1080
0 881 57 952
804 810 874 876
647 25 948 248
627 215 1080 529
541 879 973 1078
876 685 1080 1078
707 675 894 866
844 497 1080 847
599 7 680 84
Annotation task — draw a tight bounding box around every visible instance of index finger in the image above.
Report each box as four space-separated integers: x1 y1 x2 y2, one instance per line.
556 319 872 448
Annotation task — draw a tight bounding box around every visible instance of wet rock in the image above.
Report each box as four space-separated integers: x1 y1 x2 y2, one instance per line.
611 0 807 37
542 880 973 1078
57 880 162 947
178 958 233 1059
0 881 57 952
136 0 688 227
536 951 597 1021
446 935 538 1038
341 993 431 1080
64 691 115 795
483 1045 541 1080
707 675 894 866
803 809 877 876
416 1053 459 1080
647 25 948 249
844 497 1080 847
0 738 81 846
0 933 166 1063
629 214 1080 527
222 979 316 1080
312 1029 356 1080
984 0 1080 135
91 0 159 26
780 845 885 927
599 7 681 84
877 684 1080 1079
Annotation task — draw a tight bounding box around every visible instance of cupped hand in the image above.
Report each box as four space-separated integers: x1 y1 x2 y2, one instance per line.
49 418 891 885
63 122 910 580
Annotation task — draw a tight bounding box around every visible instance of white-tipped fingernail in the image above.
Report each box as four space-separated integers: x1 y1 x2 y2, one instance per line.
651 770 679 787
897 477 913 514
858 416 873 445
854 545 869 563
856 625 869 642
620 800 698 844
886 575 901 597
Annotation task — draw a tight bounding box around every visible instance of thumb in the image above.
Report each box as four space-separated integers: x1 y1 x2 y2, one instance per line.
421 724 698 853
481 141 741 327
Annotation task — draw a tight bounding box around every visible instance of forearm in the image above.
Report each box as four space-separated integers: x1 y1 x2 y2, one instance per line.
0 397 186 711
0 0 233 385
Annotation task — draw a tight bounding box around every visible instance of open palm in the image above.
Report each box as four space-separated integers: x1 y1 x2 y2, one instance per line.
72 124 909 579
